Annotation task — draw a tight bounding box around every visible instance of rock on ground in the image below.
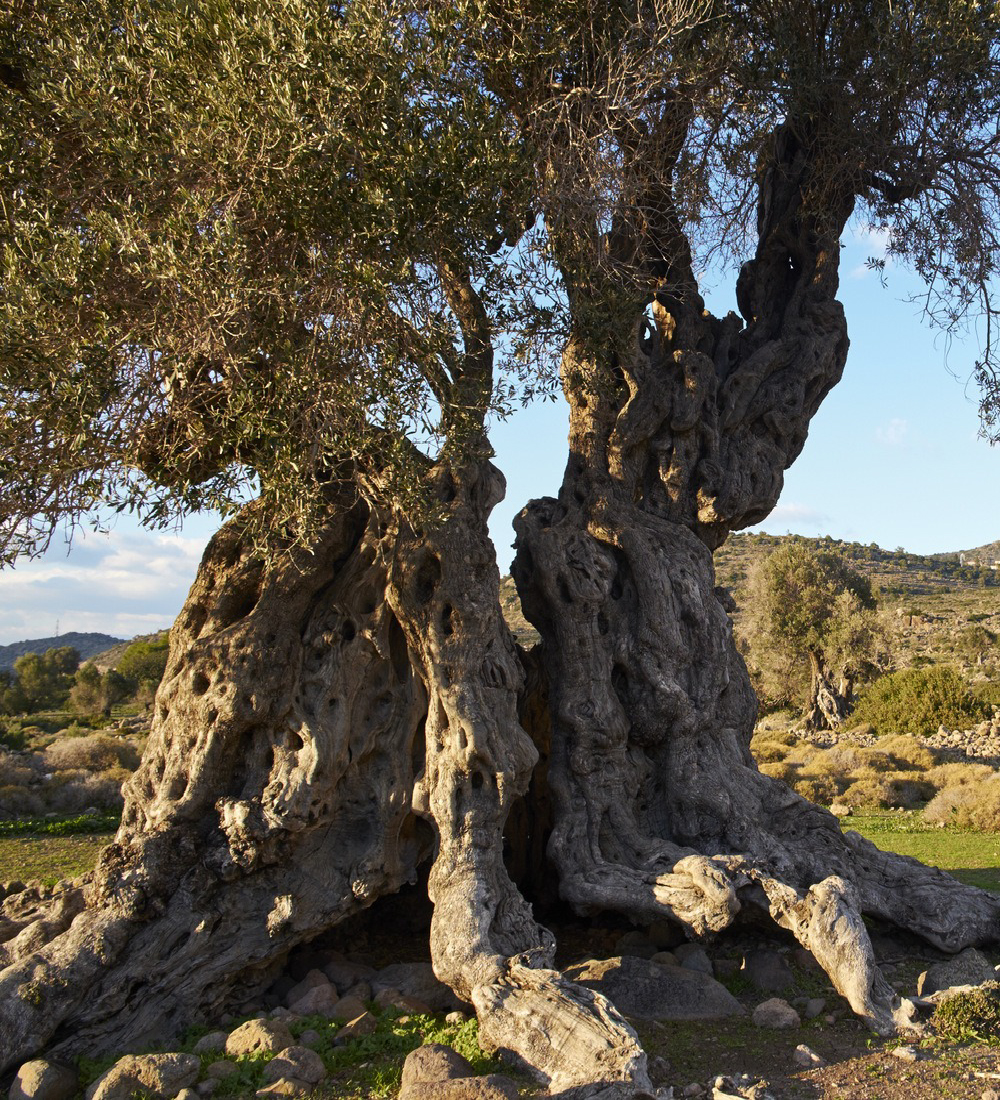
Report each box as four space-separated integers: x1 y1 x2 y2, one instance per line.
9 1060 78 1100
262 1047 326 1087
85 1054 200 1100
917 947 996 995
565 955 743 1020
225 1018 295 1056
751 998 801 1030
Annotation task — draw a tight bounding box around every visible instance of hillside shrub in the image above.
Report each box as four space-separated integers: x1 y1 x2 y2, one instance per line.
758 761 797 784
923 776 1000 832
44 734 140 772
749 739 791 764
871 734 937 771
847 666 990 737
792 776 839 805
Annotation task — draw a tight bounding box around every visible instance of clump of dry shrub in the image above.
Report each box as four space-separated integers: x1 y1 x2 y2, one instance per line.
43 734 140 773
923 775 1000 831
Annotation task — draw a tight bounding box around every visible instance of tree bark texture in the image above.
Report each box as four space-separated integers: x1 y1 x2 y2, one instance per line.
0 491 432 1069
805 650 850 731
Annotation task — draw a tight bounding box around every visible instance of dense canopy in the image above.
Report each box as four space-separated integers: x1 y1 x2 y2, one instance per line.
3 0 1000 562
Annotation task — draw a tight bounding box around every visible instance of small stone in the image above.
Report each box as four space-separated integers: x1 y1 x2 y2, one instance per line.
830 803 852 816
682 1085 705 1098
752 997 801 1029
335 1010 378 1044
652 951 679 967
196 1082 216 1097
206 1062 238 1080
891 1046 919 1063
192 1031 228 1054
803 997 826 1019
373 962 463 1012
297 1028 322 1048
674 944 713 975
226 1018 295 1056
175 1091 200 1100
332 994 367 1021
255 1080 311 1098
792 1043 824 1067
981 1087 1000 1100
9 1059 78 1100
445 1010 469 1024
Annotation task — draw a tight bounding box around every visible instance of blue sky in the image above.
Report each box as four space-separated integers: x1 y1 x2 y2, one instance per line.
1 229 997 646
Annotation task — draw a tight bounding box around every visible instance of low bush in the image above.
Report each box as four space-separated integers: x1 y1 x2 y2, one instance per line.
792 775 839 805
749 739 791 764
757 761 798 784
874 734 937 771
923 776 1000 832
44 734 140 773
847 666 990 737
932 982 1000 1042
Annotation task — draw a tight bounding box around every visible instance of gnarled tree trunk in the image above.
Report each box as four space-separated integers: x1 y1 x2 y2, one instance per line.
805 650 850 730
511 121 1000 1038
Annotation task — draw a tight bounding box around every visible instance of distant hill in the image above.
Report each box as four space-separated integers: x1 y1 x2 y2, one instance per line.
0 632 124 671
935 539 1000 567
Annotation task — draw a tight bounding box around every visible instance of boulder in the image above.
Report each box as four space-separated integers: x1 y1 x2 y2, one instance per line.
917 948 996 996
225 1018 295 1056
564 955 743 1020
742 948 794 993
323 958 377 992
9 1060 78 1100
331 994 367 1021
751 998 801 1030
86 1054 200 1100
615 931 659 959
398 1045 518 1100
262 1047 326 1087
792 1044 824 1068
401 1044 475 1090
284 968 330 1006
373 963 464 1012
399 1079 519 1100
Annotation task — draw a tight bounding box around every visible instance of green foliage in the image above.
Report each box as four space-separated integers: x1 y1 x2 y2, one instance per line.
740 544 889 714
10 647 81 712
116 637 170 690
848 666 991 737
932 982 1000 1043
0 812 120 836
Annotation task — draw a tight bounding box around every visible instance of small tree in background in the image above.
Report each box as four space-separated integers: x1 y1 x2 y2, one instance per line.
12 647 80 713
742 545 890 729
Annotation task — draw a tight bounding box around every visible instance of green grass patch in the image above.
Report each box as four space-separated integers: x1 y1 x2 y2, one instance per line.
843 812 1000 892
0 812 120 837
0 834 108 884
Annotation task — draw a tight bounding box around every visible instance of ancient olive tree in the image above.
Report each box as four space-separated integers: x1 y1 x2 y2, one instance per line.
4 0 1000 1092
740 543 890 728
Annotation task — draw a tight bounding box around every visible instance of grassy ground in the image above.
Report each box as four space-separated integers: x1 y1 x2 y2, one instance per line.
0 834 109 885
844 811 1000 893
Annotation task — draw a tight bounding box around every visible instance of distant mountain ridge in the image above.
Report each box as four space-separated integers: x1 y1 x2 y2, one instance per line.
0 632 124 672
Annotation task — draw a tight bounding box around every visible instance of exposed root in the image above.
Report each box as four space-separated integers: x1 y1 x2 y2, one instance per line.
473 963 651 1095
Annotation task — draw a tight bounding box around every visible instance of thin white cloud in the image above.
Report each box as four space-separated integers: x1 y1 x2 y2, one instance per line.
876 418 909 446
766 503 830 527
